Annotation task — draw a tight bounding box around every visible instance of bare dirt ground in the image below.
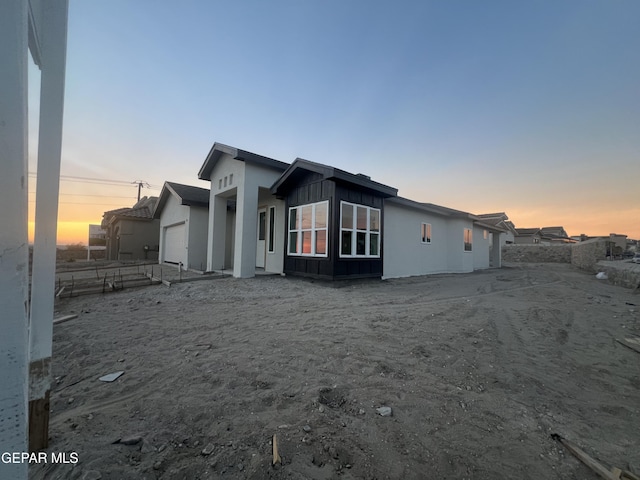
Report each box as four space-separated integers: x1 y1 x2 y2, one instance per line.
30 263 640 480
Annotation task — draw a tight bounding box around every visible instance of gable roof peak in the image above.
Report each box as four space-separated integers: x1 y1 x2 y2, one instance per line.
198 142 289 180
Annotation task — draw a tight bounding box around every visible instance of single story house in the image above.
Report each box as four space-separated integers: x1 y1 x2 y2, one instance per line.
515 226 575 245
539 226 575 244
514 227 542 245
196 142 505 280
102 196 160 261
153 182 210 270
477 212 517 246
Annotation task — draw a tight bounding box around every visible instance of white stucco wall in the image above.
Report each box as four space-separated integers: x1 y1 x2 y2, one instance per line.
473 227 491 270
257 188 285 275
159 194 188 266
502 231 515 245
445 219 475 274
158 194 209 270
187 206 208 271
383 202 453 279
205 153 285 277
206 153 246 272
225 209 235 269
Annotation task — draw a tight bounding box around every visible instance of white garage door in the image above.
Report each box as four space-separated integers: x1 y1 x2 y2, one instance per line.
164 223 186 264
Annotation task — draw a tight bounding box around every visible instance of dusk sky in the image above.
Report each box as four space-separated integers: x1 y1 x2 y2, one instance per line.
27 0 640 244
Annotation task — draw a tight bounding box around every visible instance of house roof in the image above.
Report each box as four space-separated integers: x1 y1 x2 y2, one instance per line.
476 212 509 223
540 226 567 236
153 182 210 218
515 227 541 236
539 226 576 243
388 196 472 218
102 197 158 227
270 158 398 198
476 213 517 234
387 197 506 233
198 142 289 181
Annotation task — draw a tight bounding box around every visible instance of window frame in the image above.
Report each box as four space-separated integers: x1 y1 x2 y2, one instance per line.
287 200 329 257
339 201 381 258
267 206 276 253
421 222 432 244
464 227 473 252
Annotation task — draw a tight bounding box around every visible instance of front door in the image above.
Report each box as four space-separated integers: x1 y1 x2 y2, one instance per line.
256 208 266 268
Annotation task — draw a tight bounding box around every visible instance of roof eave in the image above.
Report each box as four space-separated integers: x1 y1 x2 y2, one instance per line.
198 143 237 181
474 220 508 233
271 158 398 198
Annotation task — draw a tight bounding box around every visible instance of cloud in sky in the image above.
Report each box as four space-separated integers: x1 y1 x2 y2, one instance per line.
28 0 640 242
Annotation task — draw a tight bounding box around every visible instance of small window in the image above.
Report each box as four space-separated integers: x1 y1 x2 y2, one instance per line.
224 176 228 187
258 211 266 241
421 223 431 244
229 173 233 185
268 206 275 253
483 229 488 240
218 179 222 189
464 228 473 252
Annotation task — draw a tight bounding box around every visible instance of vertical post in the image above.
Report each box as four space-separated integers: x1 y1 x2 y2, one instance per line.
0 0 29 476
234 179 259 278
207 195 228 271
28 0 68 452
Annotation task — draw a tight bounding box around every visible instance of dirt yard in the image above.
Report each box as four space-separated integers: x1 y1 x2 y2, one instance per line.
30 263 640 480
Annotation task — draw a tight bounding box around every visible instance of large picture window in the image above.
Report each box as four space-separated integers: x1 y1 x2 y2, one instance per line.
288 201 328 257
340 201 380 257
464 228 473 252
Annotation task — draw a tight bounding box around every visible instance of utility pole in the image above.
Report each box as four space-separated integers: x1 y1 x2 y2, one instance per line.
132 180 149 201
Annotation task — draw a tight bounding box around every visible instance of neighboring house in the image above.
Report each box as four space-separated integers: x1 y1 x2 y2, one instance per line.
539 226 575 244
514 228 542 244
608 233 627 252
153 182 210 270
573 233 629 256
102 197 160 261
196 142 505 280
477 212 517 246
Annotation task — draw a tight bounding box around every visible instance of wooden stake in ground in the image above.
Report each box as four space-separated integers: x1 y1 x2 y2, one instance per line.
551 434 640 480
272 434 281 466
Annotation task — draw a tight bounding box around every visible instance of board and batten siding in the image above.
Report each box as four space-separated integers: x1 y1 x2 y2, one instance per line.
283 172 335 278
283 176 385 279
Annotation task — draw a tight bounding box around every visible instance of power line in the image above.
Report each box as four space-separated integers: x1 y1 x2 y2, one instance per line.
28 172 143 186
28 200 134 206
27 172 163 190
28 192 137 199
58 202 131 206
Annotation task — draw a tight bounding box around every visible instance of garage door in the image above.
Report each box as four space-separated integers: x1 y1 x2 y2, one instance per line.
164 223 186 264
